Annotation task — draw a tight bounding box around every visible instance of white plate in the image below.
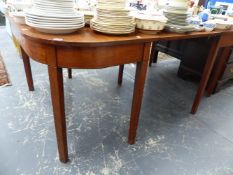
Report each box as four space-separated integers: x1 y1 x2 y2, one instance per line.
166 6 188 11
26 20 84 30
34 2 73 7
96 8 130 13
33 5 74 12
91 24 135 33
165 24 196 33
92 19 135 27
164 10 191 15
26 20 84 27
26 9 83 18
26 14 84 21
91 22 134 30
31 27 79 34
91 26 135 35
25 17 84 25
35 0 74 5
26 17 83 24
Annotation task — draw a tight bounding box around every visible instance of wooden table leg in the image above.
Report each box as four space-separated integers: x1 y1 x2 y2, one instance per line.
68 68 72 79
48 66 68 163
149 42 158 67
20 46 34 91
191 37 220 114
206 47 231 97
128 43 151 144
118 65 124 85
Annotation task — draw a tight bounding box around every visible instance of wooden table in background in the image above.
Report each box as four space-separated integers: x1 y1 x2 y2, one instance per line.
207 31 233 96
9 16 225 163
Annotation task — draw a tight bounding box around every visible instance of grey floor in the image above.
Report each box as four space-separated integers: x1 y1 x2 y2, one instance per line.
1 27 233 175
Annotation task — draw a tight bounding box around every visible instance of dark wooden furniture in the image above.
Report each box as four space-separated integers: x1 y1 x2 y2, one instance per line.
178 37 215 80
151 37 216 79
151 35 233 94
207 32 233 95
9 15 226 163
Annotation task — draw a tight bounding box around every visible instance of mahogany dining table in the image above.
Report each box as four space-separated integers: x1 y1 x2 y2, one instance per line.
8 15 225 163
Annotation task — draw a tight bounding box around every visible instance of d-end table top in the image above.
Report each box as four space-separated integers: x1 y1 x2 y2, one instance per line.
8 15 228 47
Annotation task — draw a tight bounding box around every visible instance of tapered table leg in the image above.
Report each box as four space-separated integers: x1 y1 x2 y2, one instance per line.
149 42 158 67
191 37 220 114
118 65 124 85
20 47 34 91
128 43 151 144
48 66 68 163
206 47 231 97
68 68 72 79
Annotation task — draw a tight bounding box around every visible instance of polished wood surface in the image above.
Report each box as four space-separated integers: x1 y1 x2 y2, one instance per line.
218 31 233 47
8 15 233 163
48 66 68 163
128 42 151 144
56 43 144 69
10 16 221 47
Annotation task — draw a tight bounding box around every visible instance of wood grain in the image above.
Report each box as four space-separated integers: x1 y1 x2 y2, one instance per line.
7 15 223 47
56 44 144 69
48 66 68 163
128 42 152 144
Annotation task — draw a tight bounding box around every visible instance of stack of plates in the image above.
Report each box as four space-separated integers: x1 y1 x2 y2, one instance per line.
165 24 196 33
164 0 195 33
167 0 188 9
164 10 191 26
25 0 85 34
90 0 135 35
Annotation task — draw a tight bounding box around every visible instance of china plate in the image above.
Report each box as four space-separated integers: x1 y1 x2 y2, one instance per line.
164 10 192 15
26 16 83 23
91 19 135 28
26 20 84 29
26 14 84 22
165 24 196 33
26 9 83 18
26 19 84 27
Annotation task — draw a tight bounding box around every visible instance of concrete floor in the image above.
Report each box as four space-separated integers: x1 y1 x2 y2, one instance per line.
1 27 233 175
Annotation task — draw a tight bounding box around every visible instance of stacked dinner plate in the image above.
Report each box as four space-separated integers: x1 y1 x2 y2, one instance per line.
90 0 135 35
25 0 85 34
164 0 195 33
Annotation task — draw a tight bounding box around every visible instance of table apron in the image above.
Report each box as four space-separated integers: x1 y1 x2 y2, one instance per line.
20 37 54 65
20 36 146 69
56 43 145 69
